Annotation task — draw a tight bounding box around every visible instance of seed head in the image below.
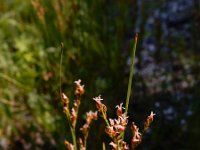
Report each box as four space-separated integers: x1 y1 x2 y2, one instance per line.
74 79 85 96
115 103 125 117
144 111 155 131
93 95 107 113
131 123 142 149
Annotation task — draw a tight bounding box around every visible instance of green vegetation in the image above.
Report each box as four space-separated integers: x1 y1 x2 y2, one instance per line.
0 0 200 149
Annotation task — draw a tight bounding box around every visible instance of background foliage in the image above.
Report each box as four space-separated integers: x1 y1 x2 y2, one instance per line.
0 0 199 149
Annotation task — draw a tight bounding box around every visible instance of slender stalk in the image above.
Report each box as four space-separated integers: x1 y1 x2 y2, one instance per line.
125 33 138 116
60 42 64 98
60 43 77 149
70 127 77 150
122 33 138 141
102 142 106 150
73 101 81 150
84 133 88 149
102 111 110 127
65 111 77 150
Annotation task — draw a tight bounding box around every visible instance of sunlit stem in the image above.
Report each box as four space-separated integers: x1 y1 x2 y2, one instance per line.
102 142 106 150
125 33 138 116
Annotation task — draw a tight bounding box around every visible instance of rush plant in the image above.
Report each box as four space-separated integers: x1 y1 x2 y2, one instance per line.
60 34 155 150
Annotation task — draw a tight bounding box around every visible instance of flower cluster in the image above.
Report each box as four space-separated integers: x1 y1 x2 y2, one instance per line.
131 123 141 149
93 96 129 150
144 111 156 131
61 80 155 150
80 111 98 135
79 111 98 149
74 79 85 98
61 79 97 150
93 95 107 115
93 96 155 150
106 114 128 139
93 96 127 149
61 80 84 129
62 93 69 113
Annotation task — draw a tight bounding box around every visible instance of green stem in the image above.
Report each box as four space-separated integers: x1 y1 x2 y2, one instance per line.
60 43 78 149
102 111 110 127
70 127 77 150
66 111 77 150
84 133 88 149
125 33 138 116
60 42 64 98
102 142 106 150
122 33 138 141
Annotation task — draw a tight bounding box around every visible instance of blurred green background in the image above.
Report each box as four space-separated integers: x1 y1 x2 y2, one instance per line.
0 0 200 149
